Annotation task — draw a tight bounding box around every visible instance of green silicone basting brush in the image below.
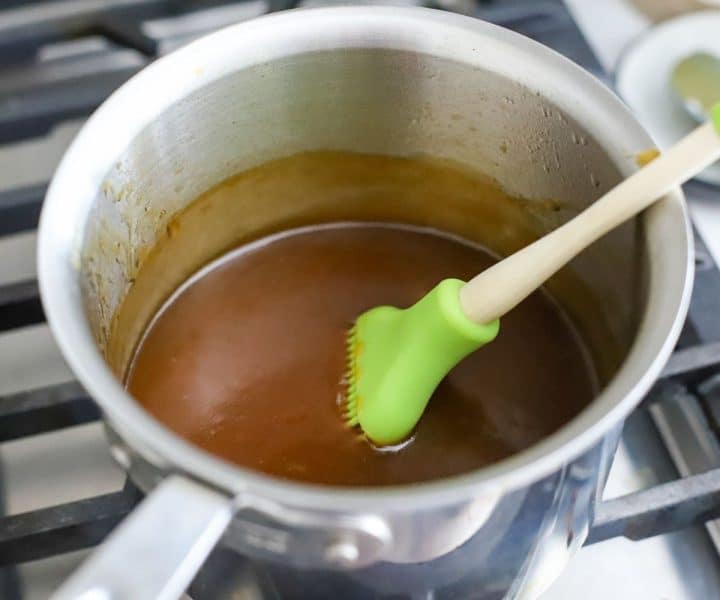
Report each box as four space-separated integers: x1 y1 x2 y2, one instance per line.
345 104 720 446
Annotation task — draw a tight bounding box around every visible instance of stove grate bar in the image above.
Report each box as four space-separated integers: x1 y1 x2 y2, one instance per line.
0 184 46 237
0 480 140 566
0 381 98 442
0 0 228 64
0 280 43 333
587 467 720 544
661 342 720 382
0 66 142 144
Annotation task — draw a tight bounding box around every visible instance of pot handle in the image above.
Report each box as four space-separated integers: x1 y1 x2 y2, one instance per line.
52 475 234 600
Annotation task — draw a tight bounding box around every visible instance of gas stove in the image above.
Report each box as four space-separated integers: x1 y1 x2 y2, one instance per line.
1 1 720 598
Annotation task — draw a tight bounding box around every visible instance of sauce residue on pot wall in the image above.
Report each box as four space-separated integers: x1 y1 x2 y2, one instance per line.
107 151 625 386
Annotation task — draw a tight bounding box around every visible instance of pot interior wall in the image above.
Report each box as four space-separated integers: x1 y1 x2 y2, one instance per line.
80 49 642 385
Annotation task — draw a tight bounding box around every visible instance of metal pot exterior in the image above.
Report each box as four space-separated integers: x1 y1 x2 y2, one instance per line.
111 424 620 598
38 7 692 599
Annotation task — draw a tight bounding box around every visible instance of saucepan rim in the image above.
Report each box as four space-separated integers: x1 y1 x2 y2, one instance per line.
37 6 693 512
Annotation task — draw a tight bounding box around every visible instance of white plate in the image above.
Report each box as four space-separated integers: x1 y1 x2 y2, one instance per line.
616 10 720 185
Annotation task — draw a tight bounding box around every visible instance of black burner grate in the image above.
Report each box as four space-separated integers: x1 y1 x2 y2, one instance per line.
588 221 720 543
0 0 719 596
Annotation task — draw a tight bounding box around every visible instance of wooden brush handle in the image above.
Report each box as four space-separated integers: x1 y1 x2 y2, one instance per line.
459 120 720 324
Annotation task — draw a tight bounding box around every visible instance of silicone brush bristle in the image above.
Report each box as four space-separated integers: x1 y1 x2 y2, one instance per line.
344 324 360 426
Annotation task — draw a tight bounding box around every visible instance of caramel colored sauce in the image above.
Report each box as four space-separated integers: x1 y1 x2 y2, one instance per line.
127 223 596 486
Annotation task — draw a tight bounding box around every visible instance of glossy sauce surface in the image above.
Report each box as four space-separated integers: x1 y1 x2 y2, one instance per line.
127 224 596 486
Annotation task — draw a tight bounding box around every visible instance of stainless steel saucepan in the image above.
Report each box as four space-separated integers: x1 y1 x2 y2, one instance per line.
37 7 692 599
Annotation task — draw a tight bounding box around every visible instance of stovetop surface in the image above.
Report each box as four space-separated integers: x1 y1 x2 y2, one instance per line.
0 1 720 598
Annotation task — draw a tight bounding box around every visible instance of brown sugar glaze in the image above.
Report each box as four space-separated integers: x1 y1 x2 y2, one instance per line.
127 222 597 486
